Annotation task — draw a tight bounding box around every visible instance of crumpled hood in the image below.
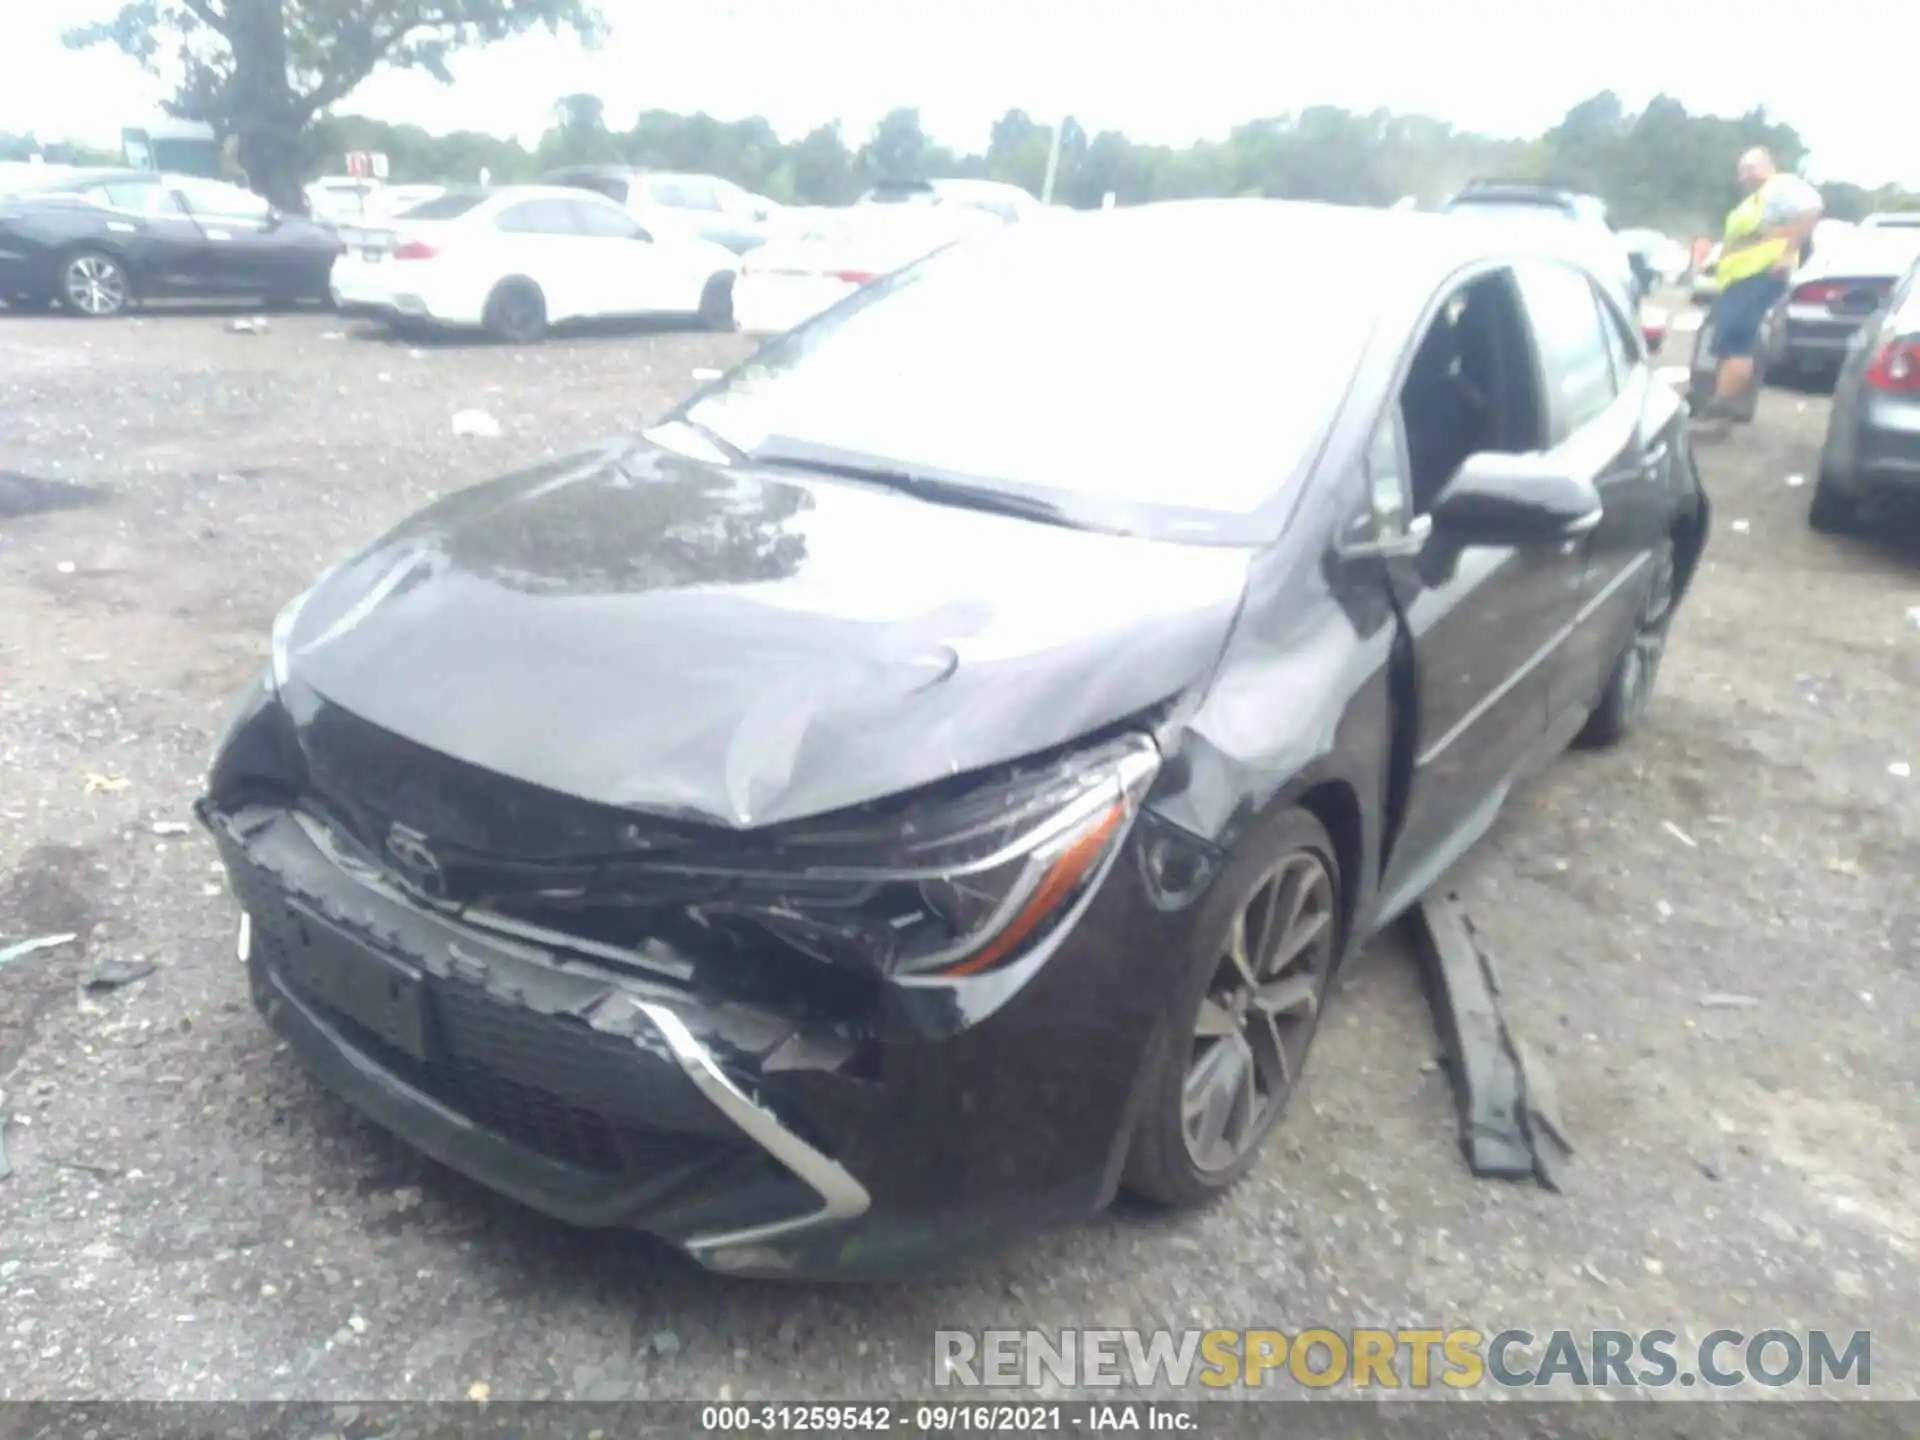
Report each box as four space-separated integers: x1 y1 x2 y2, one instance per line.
279 437 1253 831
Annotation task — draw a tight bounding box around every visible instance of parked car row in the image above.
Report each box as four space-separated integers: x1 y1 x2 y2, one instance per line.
1 163 1046 344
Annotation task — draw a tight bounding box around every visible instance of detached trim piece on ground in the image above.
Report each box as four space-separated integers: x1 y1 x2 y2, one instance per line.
1407 892 1574 1192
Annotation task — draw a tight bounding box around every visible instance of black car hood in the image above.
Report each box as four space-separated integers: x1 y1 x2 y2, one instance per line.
279 438 1252 831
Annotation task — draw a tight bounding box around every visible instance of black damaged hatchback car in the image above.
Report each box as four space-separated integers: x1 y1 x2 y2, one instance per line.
201 199 1708 1279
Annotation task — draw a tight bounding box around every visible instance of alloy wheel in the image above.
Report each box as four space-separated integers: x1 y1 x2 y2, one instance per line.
1180 850 1336 1173
63 254 127 316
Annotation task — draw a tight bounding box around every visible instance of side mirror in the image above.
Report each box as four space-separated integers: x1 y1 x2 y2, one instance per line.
1428 452 1603 547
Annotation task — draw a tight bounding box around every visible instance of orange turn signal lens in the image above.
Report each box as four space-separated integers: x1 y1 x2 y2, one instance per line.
938 800 1126 978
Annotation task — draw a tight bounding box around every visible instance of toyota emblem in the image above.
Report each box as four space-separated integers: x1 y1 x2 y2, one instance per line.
384 822 445 897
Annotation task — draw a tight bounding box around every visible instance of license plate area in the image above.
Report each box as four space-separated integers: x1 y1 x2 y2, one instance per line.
361 247 385 263
280 902 431 1062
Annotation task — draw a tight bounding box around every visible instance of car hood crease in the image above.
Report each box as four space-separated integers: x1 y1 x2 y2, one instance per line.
281 439 1254 832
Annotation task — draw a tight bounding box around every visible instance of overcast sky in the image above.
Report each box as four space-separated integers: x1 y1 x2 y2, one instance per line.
4 0 1914 188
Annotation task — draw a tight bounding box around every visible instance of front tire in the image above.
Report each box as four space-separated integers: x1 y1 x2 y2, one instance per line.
1123 808 1340 1208
698 273 736 331
1577 539 1676 748
482 278 548 344
58 250 131 318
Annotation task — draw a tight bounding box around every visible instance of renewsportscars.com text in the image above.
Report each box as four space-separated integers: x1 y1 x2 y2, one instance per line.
934 1327 1872 1391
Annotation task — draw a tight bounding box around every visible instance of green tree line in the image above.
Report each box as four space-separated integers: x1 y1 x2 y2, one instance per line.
47 0 1920 223
308 92 1919 233
9 90 1919 232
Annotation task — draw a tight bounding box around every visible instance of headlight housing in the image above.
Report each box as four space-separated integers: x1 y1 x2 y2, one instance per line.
674 733 1161 981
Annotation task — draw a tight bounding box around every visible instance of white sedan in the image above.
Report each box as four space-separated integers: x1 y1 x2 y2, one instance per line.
734 205 1005 336
329 185 742 342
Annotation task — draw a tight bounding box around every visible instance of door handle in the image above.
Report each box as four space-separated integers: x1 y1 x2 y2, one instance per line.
1641 442 1670 475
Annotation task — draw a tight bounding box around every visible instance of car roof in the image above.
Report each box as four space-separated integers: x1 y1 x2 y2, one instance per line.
544 166 734 185
932 178 1032 195
20 167 159 187
480 184 628 204
1452 178 1599 203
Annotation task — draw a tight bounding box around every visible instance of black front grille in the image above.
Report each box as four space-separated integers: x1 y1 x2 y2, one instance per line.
311 993 708 1174
242 892 737 1177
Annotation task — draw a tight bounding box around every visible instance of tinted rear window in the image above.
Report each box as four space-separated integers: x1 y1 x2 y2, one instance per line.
400 191 487 220
495 199 580 234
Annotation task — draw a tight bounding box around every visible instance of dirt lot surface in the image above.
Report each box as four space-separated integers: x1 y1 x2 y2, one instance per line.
0 300 1916 1405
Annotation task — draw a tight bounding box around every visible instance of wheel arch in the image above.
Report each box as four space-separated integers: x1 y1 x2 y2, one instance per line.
1294 778 1364 957
1669 450 1711 605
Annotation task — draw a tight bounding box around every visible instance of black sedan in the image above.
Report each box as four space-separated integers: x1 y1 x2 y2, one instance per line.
0 168 340 316
199 200 1708 1280
1809 255 1920 531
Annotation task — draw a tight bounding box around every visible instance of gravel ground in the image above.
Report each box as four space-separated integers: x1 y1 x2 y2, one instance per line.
0 300 1916 1405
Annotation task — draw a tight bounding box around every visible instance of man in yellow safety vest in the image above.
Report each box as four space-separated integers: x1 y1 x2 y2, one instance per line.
1695 147 1823 438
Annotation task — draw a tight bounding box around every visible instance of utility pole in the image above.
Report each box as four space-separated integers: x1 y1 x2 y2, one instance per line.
1040 117 1065 206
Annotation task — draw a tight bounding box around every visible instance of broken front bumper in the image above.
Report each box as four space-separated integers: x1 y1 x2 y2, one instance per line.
204 801 1187 1278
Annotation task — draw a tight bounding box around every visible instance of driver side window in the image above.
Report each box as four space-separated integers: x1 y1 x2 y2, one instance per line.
1397 269 1546 515
172 178 273 221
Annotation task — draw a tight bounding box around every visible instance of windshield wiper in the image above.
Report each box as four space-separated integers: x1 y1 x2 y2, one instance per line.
654 413 749 464
750 440 1083 530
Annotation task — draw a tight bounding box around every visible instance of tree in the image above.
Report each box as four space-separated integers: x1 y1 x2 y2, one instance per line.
137 85 1908 227
62 0 605 208
536 91 617 169
858 108 933 184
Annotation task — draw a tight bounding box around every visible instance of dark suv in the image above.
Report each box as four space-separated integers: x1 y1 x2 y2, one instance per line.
1443 180 1656 302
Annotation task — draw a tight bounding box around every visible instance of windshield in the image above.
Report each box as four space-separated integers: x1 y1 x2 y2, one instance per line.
684 212 1378 543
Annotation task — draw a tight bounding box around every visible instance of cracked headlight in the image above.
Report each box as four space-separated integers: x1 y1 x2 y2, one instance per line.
684 733 1161 981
